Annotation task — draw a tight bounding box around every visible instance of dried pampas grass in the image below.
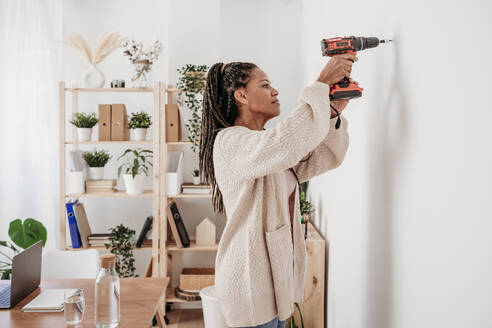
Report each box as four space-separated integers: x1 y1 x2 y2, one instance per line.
65 32 123 65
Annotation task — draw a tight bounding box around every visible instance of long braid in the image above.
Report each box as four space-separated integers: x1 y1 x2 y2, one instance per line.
199 62 257 214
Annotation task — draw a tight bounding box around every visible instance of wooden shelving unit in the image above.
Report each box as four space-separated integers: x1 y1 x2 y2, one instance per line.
59 82 170 281
59 82 219 314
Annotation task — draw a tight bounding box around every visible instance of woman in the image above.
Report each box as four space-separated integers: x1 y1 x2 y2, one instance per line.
199 54 355 328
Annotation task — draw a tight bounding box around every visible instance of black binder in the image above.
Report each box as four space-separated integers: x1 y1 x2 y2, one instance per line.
169 202 190 247
136 215 153 248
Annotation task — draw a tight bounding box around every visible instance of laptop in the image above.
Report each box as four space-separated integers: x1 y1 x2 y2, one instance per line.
0 240 42 309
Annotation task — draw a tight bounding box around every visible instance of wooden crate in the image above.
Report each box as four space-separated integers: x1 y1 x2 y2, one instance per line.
179 267 215 292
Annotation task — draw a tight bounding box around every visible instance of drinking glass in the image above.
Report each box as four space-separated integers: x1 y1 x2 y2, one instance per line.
64 289 85 325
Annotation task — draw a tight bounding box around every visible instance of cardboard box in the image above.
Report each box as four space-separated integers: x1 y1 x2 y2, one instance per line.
166 104 181 142
98 104 111 141
111 104 130 141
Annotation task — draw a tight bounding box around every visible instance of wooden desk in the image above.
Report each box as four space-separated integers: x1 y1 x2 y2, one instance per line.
0 277 169 328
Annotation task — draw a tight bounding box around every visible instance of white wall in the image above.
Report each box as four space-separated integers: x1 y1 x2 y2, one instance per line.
301 0 492 327
62 0 491 322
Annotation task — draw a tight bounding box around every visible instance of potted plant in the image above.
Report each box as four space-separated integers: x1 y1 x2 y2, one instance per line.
69 112 98 142
176 64 209 152
299 181 314 240
104 224 138 277
128 111 152 141
83 149 111 180
287 303 305 328
1 218 47 280
192 169 200 185
117 148 153 194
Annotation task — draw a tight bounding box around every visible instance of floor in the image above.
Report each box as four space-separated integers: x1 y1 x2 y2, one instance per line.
159 309 205 328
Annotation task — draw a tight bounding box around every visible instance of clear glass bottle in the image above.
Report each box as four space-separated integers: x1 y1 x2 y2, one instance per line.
95 254 120 328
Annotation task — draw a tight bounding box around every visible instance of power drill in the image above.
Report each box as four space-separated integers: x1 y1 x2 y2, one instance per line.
321 36 392 100
321 36 392 128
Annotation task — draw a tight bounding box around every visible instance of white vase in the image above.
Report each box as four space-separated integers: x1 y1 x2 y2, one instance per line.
77 128 92 142
193 176 200 185
132 128 147 141
122 173 145 194
82 65 105 88
88 167 104 180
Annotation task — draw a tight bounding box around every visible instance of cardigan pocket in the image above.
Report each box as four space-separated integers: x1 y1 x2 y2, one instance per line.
265 224 294 319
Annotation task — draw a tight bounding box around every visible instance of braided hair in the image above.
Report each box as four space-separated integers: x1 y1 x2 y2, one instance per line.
199 62 257 214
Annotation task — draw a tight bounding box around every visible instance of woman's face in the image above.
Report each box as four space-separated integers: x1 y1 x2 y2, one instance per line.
236 68 280 119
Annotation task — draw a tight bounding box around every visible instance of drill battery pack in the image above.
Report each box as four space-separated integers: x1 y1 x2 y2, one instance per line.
329 77 363 100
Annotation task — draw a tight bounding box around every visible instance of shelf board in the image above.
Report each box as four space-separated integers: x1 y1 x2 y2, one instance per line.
166 286 201 303
166 141 192 145
66 190 154 198
166 240 218 252
65 87 180 93
66 140 153 145
66 244 152 251
166 193 211 199
66 87 153 93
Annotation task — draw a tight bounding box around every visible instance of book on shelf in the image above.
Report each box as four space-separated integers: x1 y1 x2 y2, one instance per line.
166 200 190 248
65 200 92 248
182 189 211 194
181 183 211 189
86 180 116 187
73 202 92 248
86 179 117 193
88 233 111 239
136 215 152 248
89 242 109 247
65 201 82 248
181 183 211 194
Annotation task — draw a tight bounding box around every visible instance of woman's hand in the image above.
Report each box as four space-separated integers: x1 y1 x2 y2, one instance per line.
317 54 358 86
330 99 349 118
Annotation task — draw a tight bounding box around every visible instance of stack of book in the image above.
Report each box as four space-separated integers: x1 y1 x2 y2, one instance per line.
88 233 111 248
85 180 116 194
181 183 211 194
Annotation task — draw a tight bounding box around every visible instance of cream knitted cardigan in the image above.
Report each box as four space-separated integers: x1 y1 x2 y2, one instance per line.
213 81 349 327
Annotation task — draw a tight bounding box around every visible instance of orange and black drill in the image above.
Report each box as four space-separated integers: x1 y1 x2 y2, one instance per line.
321 36 392 100
321 36 392 128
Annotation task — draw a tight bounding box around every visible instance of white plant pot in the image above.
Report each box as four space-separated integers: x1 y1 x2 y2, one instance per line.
122 173 146 194
88 167 104 180
68 171 85 194
82 65 105 88
132 128 147 141
193 176 200 185
77 128 92 142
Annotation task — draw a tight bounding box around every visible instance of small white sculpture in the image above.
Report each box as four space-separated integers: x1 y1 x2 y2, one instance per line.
196 217 216 247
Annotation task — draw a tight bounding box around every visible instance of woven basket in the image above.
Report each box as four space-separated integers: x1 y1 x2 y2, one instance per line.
179 267 215 292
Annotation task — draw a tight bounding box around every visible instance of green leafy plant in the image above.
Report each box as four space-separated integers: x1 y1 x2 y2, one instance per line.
83 149 111 167
1 218 47 280
128 111 152 129
117 148 153 179
105 224 138 278
69 112 98 128
287 303 305 328
192 169 199 177
299 181 314 217
176 64 209 152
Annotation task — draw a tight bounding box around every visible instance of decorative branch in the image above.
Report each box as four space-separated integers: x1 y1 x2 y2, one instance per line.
65 32 123 66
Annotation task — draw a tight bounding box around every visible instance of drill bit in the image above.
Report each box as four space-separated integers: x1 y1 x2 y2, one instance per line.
379 39 393 44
